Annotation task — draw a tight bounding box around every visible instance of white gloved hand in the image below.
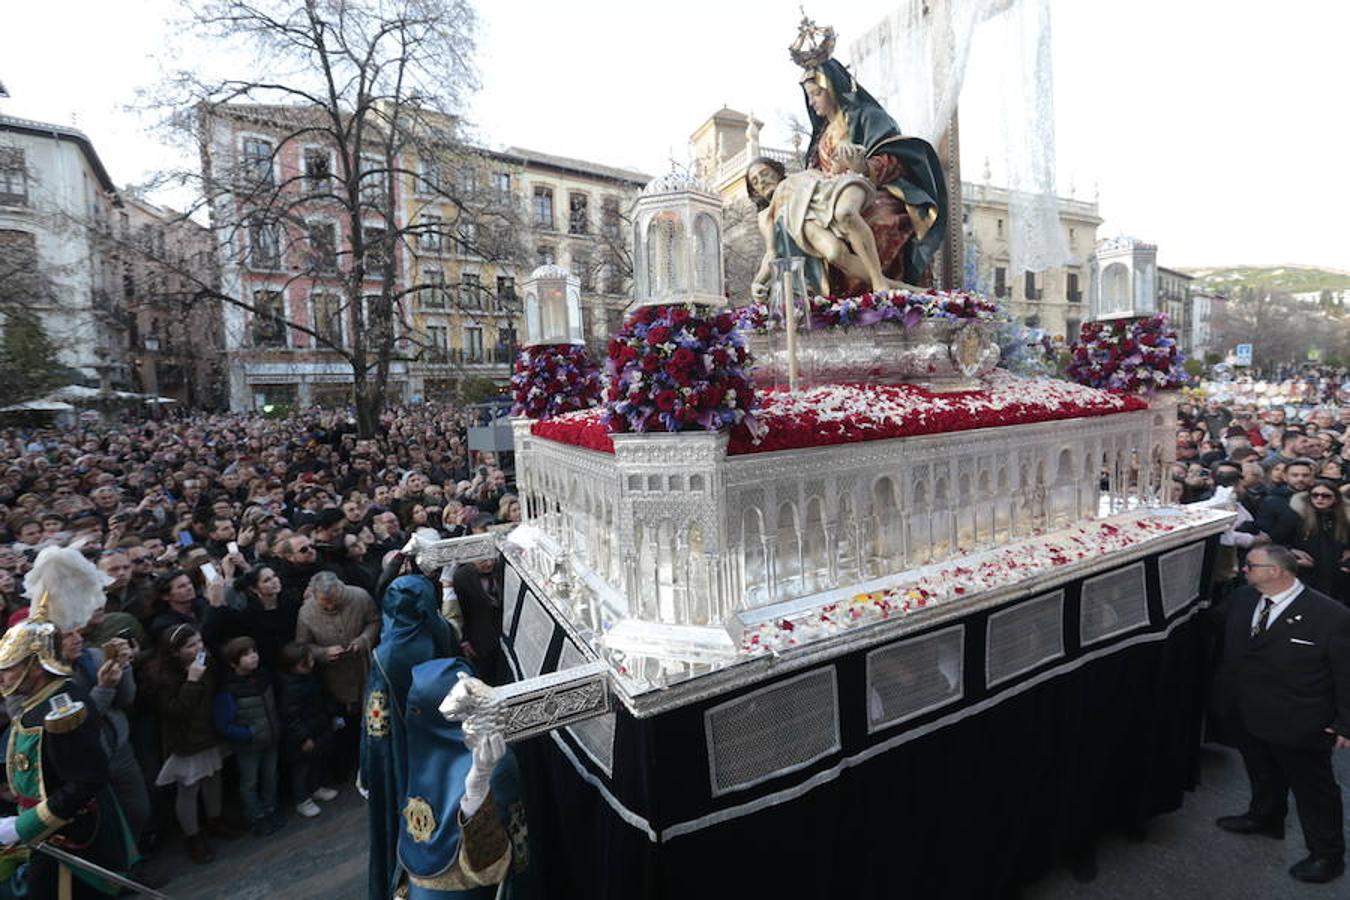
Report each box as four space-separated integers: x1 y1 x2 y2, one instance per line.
460 732 505 819
0 815 19 846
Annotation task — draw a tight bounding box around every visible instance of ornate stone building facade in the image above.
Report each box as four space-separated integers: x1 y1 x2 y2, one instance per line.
965 181 1102 342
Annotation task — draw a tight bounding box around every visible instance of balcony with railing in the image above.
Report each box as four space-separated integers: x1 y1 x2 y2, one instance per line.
419 345 515 370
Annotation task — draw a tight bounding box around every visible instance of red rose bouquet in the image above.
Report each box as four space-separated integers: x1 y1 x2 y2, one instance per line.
604 304 761 434
511 343 603 420
1066 314 1187 394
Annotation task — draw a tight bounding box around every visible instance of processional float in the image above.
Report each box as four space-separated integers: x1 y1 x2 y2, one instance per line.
409 15 1233 899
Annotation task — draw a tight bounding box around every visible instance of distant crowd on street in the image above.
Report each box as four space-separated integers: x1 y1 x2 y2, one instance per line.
0 403 519 882
1174 393 1350 603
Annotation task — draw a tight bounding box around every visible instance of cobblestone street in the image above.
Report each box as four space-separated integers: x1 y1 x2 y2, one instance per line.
143 745 1349 898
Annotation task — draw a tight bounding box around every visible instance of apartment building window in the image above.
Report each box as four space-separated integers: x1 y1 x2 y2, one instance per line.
568 193 590 235
994 266 1007 299
1066 318 1081 343
241 137 274 187
536 244 555 267
455 219 477 255
303 149 331 192
419 214 442 252
601 196 621 238
426 324 448 362
359 155 384 204
455 165 476 197
417 157 440 195
247 217 281 271
308 221 337 272
464 325 484 361
1067 272 1081 303
1024 270 1040 301
496 276 516 307
313 293 344 347
421 267 446 308
460 273 481 309
493 172 510 196
362 226 386 272
572 248 593 291
533 187 554 229
251 289 286 347
0 149 27 205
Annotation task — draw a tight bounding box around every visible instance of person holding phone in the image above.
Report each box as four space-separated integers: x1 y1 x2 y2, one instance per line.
146 624 243 864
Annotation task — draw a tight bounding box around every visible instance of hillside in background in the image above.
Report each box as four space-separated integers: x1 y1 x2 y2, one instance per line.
1180 265 1350 297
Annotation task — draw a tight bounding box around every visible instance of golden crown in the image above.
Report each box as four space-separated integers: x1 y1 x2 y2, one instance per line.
789 15 835 70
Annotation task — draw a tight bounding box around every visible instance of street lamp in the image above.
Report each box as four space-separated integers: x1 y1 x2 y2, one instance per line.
142 334 161 416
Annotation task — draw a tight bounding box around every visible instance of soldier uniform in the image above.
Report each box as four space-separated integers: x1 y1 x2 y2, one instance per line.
0 545 138 899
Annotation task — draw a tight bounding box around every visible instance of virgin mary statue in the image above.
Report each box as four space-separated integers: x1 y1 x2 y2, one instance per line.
789 54 949 297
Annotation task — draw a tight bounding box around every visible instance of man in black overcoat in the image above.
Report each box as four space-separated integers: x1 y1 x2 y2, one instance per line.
1213 544 1350 884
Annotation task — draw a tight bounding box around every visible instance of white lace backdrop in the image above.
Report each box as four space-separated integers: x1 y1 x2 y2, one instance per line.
849 0 1069 282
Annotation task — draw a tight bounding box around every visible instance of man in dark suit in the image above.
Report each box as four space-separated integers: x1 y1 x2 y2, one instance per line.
452 513 506 686
1214 544 1350 884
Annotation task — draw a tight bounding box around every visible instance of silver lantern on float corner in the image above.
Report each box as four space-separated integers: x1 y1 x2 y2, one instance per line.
631 172 725 309
522 264 583 347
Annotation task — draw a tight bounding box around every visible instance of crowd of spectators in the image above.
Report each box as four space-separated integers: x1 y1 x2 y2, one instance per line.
0 403 519 877
1174 397 1350 603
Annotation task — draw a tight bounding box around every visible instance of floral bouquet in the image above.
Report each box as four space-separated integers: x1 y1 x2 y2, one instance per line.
1065 314 1187 394
511 343 603 420
737 288 1004 333
604 304 761 434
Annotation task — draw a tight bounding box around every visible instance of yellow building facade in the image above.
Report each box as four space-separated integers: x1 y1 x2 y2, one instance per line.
401 145 647 400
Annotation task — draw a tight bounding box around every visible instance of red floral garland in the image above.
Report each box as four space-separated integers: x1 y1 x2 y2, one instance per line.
532 373 1147 455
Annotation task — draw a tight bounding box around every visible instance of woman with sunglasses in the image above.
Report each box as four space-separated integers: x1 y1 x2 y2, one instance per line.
1290 479 1350 602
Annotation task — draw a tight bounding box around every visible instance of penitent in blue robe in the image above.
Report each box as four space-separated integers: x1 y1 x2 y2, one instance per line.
363 575 457 900
398 658 542 900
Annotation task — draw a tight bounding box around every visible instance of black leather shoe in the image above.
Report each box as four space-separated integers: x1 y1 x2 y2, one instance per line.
1215 814 1284 839
1289 855 1345 884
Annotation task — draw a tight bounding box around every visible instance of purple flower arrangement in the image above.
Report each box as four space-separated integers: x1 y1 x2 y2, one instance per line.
738 288 1004 332
1066 314 1188 394
511 344 603 419
604 304 761 434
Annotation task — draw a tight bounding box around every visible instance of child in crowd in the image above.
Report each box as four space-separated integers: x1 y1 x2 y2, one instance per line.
277 641 339 818
150 624 242 865
213 636 284 836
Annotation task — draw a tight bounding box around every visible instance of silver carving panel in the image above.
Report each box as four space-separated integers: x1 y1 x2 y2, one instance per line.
986 590 1065 688
865 625 965 733
1080 562 1150 646
1159 542 1205 618
491 661 611 744
747 321 1000 390
705 668 840 797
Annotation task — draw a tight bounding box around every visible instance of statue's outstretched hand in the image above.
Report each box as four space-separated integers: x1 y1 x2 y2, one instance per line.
836 142 868 175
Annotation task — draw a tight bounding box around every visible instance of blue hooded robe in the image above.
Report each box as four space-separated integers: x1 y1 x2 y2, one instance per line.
398 658 541 900
363 574 457 900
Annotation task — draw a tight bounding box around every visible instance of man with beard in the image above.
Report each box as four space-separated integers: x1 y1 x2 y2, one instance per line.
1254 459 1316 547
